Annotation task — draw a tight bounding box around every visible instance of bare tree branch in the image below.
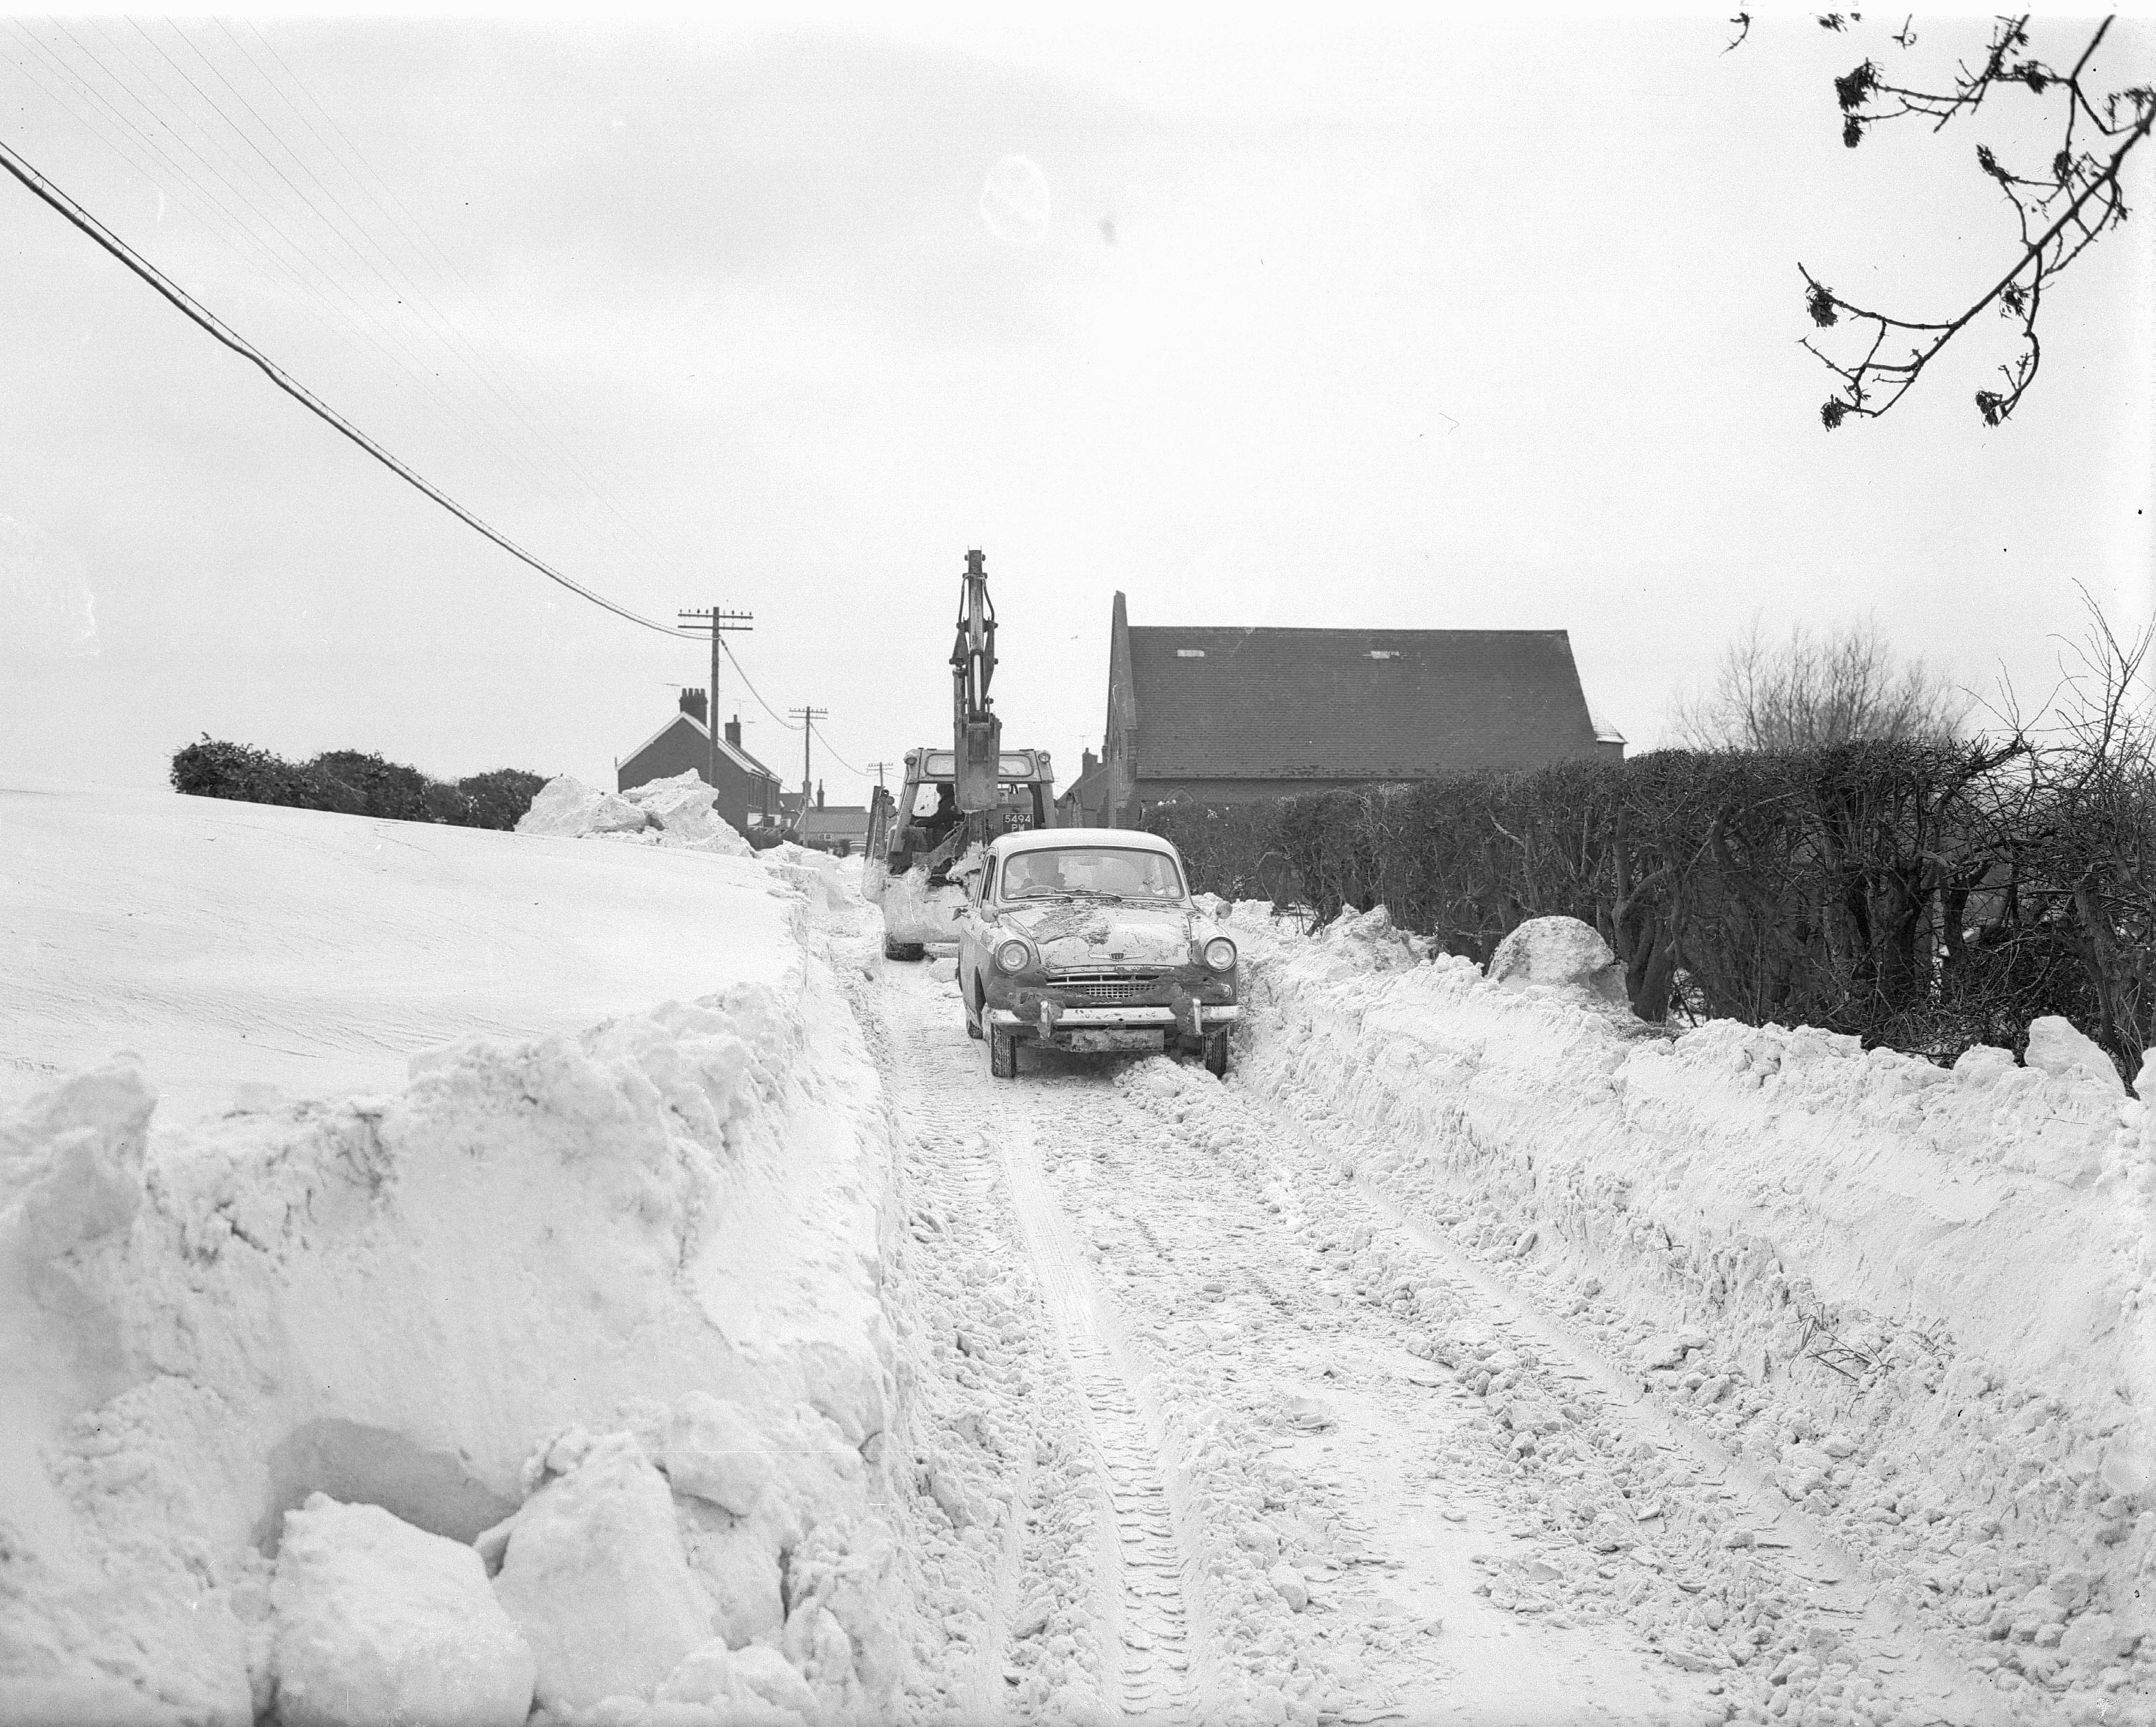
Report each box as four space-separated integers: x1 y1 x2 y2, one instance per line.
1797 15 2152 428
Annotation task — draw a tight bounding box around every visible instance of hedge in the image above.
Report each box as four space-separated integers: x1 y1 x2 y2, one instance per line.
171 738 546 833
1142 739 2156 1082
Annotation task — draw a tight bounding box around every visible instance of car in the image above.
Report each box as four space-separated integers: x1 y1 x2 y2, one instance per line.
952 827 1241 1080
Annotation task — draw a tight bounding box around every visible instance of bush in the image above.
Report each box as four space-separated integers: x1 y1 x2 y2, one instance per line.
1143 728 2153 1082
457 769 548 831
171 739 548 833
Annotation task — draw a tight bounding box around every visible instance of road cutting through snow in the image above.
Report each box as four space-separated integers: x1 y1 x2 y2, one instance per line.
859 945 2024 1726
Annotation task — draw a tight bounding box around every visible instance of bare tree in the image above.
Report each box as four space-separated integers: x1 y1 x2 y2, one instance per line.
1670 618 1967 750
1790 13 2152 428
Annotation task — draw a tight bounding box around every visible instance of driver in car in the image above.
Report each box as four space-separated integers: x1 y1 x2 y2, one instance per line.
1002 852 1059 897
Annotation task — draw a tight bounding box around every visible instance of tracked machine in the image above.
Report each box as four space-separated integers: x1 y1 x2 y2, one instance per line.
864 550 1055 961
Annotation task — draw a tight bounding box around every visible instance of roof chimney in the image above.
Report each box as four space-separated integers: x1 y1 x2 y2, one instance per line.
817 780 825 809
678 688 707 724
724 714 742 749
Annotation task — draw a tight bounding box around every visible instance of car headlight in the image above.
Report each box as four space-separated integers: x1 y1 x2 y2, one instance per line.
995 938 1034 975
1203 936 1237 973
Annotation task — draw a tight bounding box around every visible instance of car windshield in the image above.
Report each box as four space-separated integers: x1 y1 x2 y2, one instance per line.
999 847 1185 902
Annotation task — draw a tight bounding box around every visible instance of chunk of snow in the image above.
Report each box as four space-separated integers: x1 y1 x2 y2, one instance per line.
658 1640 819 1721
661 1393 773 1516
270 1494 535 1727
517 774 649 837
2024 1015 2124 1094
623 771 754 857
1267 1561 1309 1612
1486 915 1628 1006
492 1435 712 1713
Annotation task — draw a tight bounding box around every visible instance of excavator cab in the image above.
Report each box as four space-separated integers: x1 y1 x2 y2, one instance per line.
866 746 1056 959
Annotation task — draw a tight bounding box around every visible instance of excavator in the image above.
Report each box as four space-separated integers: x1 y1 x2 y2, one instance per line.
864 549 1056 960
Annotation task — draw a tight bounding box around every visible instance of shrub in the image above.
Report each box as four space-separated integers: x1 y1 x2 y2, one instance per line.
1141 729 2152 1083
171 740 548 833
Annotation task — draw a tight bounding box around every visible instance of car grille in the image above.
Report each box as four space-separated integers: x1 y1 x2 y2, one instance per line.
1049 970 1164 1003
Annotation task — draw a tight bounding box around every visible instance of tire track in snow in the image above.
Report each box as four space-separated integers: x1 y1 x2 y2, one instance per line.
1358 1185 2014 1727
999 1104 1204 1721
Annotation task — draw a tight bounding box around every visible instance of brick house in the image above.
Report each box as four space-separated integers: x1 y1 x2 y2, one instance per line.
617 691 782 836
1055 748 1110 827
1101 592 1623 824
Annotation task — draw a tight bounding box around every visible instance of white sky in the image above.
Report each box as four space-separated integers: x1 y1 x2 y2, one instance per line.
2 8 2150 808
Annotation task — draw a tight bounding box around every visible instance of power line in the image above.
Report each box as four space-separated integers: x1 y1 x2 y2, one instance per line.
809 718 868 778
720 637 803 731
229 19 701 588
192 19 671 579
0 133 689 640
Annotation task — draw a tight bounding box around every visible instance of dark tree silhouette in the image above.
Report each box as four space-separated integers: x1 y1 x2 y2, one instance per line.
1789 14 2151 428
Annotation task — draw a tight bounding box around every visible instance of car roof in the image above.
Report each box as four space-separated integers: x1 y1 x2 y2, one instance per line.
991 826 1179 857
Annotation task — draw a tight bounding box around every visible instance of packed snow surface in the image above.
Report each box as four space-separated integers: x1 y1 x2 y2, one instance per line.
0 779 787 1121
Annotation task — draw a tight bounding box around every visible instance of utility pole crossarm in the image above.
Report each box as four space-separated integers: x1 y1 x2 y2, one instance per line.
789 706 829 819
677 607 754 795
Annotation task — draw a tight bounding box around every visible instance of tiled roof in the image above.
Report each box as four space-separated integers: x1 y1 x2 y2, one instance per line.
621 713 778 782
796 806 869 838
1127 626 1602 779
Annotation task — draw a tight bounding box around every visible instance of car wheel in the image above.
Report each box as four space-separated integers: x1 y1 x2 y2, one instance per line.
965 988 985 1041
883 936 926 961
1204 1031 1230 1078
989 1029 1019 1079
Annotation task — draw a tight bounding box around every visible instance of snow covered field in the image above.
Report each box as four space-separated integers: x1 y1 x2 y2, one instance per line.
5 786 2153 1726
0 778 791 1121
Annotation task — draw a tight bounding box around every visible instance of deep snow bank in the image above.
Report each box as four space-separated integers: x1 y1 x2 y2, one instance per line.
1 854 899 1724
1226 906 2156 1703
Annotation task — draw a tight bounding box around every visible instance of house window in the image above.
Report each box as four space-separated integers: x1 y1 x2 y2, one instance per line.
1368 649 1401 660
1176 648 1205 658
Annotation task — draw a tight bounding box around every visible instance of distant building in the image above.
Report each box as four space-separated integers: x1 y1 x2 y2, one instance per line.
1101 592 1622 824
617 691 782 835
793 782 870 856
1056 747 1109 827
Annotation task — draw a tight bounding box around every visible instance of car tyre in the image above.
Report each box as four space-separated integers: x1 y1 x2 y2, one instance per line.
989 1029 1019 1080
883 936 926 961
1203 1030 1230 1078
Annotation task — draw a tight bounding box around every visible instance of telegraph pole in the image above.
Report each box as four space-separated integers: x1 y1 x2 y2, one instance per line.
866 761 894 789
677 607 754 790
789 706 828 808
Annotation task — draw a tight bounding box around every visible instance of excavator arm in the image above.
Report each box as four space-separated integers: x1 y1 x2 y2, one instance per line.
951 549 1001 815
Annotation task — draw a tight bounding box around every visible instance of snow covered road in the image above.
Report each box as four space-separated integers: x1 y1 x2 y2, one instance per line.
861 945 2029 1727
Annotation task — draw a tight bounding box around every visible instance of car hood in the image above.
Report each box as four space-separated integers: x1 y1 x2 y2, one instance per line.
996 899 1216 970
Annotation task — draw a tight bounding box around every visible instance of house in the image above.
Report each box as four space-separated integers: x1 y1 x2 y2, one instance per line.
617 691 783 835
792 782 870 857
1055 748 1110 827
1101 591 1623 824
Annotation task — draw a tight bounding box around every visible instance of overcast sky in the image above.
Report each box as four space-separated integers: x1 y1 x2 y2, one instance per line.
3 9 2150 808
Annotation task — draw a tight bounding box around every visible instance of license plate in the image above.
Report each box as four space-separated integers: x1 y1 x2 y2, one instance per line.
1062 1029 1164 1053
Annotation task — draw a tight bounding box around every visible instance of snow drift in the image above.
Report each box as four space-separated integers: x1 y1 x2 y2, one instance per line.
1 861 897 1724
518 772 753 858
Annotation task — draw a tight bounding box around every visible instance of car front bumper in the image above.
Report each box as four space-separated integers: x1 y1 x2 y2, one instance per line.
985 1002 1241 1044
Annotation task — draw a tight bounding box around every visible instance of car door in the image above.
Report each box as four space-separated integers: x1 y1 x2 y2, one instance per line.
957 852 994 1005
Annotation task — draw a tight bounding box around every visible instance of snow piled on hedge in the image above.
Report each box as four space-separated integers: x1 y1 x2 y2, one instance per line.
1222 901 2156 1700
1 875 896 1724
